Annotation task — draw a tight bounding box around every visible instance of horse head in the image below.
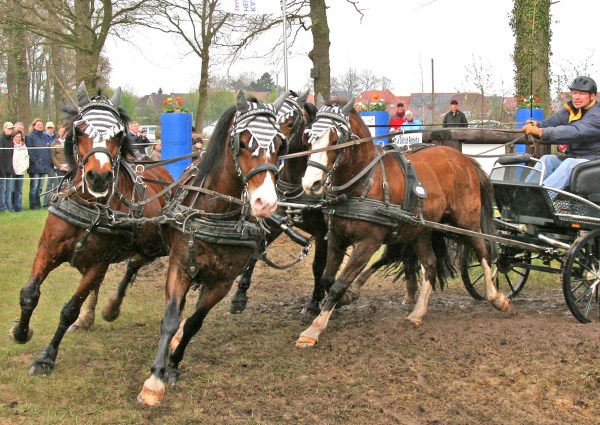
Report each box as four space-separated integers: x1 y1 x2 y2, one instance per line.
302 97 355 195
228 90 288 217
67 82 129 198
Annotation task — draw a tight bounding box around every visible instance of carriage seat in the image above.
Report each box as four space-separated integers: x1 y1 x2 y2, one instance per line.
569 158 600 203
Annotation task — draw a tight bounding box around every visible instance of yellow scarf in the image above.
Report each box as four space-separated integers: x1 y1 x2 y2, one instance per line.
564 99 596 123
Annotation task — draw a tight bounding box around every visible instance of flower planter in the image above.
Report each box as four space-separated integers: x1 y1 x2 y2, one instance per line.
160 112 192 179
515 108 544 152
359 111 389 146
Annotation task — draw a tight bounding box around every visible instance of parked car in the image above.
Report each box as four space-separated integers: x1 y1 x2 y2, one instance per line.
139 124 157 141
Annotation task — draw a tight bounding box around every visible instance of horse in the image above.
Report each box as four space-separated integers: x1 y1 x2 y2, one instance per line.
229 91 330 315
137 91 288 406
9 83 173 375
295 97 510 348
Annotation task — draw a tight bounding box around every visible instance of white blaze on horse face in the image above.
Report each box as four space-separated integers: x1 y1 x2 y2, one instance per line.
249 168 278 218
84 140 112 198
302 130 330 194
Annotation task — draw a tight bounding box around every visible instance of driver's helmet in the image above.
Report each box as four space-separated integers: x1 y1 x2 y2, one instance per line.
569 76 597 94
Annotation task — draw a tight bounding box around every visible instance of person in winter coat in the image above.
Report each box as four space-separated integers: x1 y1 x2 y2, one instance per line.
523 76 600 190
442 100 468 128
42 121 58 207
11 131 29 212
26 118 52 210
0 122 15 211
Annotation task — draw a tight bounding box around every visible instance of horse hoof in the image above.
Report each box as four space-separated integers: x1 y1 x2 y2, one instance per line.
166 366 180 386
405 316 422 327
402 296 416 305
102 305 121 322
9 326 33 344
300 301 321 315
337 290 358 308
295 335 317 348
28 359 55 376
230 300 247 314
138 376 165 407
67 315 95 333
493 295 510 312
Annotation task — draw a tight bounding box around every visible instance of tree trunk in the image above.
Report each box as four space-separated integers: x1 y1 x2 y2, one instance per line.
195 42 210 133
511 0 551 155
308 0 330 100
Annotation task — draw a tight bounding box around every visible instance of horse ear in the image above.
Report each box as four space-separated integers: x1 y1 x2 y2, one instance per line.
236 90 249 113
316 93 325 109
297 90 309 107
342 96 356 114
272 91 287 113
77 81 90 107
110 87 122 107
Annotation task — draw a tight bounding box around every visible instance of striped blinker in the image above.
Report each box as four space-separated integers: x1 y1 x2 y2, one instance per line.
232 101 285 157
74 105 124 146
306 104 350 145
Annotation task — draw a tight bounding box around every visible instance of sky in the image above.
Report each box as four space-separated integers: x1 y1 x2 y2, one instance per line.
106 0 599 98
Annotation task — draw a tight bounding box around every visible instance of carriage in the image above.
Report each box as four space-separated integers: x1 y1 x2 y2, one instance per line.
461 153 600 324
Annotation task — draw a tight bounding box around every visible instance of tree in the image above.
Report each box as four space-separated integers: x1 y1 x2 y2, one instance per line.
332 67 362 97
510 0 551 115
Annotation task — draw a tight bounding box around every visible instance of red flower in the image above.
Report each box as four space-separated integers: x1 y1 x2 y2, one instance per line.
535 97 541 103
177 100 183 106
520 97 525 102
163 100 168 105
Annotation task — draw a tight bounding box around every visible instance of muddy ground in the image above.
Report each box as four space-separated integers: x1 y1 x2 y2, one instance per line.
3 235 600 424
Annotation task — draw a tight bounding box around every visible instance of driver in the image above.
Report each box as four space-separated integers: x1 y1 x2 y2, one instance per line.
523 76 600 189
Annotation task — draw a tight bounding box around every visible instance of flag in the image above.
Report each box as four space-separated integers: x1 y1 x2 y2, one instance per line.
221 0 281 15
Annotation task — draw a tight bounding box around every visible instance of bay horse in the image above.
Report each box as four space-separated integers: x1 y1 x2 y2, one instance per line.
229 91 329 315
296 98 510 348
138 91 287 406
9 83 173 375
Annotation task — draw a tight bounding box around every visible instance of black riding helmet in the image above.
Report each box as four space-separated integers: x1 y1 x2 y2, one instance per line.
569 76 597 94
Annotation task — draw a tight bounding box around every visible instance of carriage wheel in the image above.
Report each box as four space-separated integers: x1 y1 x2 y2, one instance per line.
461 245 531 300
562 228 600 324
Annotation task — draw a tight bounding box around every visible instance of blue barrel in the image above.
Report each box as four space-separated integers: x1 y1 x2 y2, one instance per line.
160 112 192 179
359 111 389 146
515 108 544 152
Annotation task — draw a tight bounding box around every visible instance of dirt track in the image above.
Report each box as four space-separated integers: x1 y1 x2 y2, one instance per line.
128 236 600 424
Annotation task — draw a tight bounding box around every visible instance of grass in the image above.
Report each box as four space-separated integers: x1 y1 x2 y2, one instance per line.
0 201 575 424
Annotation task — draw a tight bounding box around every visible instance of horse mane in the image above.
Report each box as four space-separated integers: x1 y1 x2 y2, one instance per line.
62 88 133 171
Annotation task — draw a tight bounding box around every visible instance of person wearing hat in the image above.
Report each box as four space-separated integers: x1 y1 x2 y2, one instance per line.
523 76 600 189
443 99 468 128
0 122 15 212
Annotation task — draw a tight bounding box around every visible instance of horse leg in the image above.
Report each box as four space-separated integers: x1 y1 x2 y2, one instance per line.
67 287 99 332
296 237 382 348
469 236 510 311
29 263 109 376
406 235 437 326
102 255 149 322
166 282 233 386
138 260 191 406
9 248 62 344
302 235 328 314
230 255 258 314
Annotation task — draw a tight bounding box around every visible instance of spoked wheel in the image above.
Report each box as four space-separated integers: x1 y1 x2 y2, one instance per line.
562 229 600 324
461 245 531 300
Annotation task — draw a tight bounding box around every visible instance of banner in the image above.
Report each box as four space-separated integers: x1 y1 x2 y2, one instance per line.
221 0 281 15
392 132 423 146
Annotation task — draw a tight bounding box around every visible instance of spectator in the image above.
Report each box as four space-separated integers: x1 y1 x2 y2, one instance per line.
401 110 424 131
13 121 25 134
42 121 58 207
0 122 15 212
523 75 600 190
443 100 468 128
128 121 147 158
389 102 406 130
11 131 28 212
149 141 162 161
26 118 52 210
51 126 70 184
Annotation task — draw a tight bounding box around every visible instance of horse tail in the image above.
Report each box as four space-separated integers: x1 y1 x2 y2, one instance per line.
471 157 497 262
381 232 456 291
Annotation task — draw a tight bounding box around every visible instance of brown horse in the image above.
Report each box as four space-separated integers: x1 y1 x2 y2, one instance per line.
229 91 329 315
9 83 173 375
296 98 510 347
138 91 287 406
